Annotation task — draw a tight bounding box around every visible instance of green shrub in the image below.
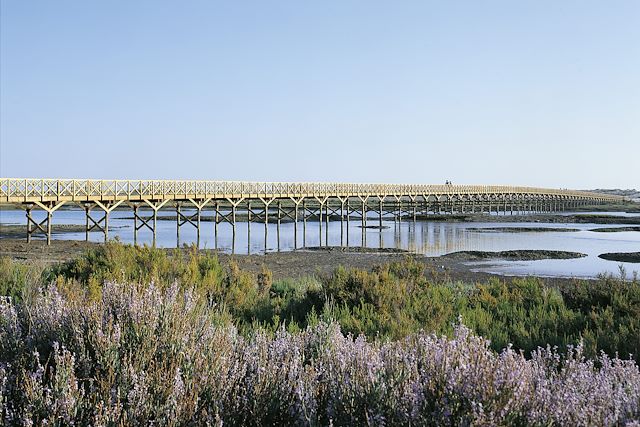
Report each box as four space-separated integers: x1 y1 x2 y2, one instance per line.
0 257 45 304
2 242 639 361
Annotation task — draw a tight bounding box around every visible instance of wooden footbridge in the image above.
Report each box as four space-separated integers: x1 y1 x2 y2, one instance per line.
0 178 626 245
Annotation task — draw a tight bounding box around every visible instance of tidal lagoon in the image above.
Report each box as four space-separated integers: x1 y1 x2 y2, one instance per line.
2 207 638 278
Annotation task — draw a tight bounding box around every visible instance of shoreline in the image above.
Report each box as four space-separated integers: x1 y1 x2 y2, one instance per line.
2 210 638 282
0 238 611 285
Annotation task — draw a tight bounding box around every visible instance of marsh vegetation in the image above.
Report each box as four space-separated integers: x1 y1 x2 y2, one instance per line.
1 243 640 424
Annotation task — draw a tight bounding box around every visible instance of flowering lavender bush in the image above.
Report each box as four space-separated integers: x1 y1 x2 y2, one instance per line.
1 282 639 426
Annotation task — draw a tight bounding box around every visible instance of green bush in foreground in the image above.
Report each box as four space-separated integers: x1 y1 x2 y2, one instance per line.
2 242 640 361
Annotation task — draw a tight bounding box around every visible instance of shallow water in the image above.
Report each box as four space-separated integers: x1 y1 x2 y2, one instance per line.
1 208 639 279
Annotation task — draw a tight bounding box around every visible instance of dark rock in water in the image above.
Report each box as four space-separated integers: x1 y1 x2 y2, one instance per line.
413 215 470 222
443 250 587 261
357 225 390 230
466 227 579 233
300 246 408 254
598 252 640 263
571 215 640 225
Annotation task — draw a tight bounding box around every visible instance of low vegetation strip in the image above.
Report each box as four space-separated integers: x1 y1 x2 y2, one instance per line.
1 243 640 424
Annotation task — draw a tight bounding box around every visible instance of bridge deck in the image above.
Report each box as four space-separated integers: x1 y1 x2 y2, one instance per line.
0 178 625 203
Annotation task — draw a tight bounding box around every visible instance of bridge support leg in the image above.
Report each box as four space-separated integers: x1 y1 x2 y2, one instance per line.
259 197 275 252
83 200 122 243
25 201 66 245
247 201 252 254
302 200 307 248
176 202 182 244
317 201 322 245
232 204 236 254
313 196 328 247
25 205 33 243
362 200 366 247
358 196 369 247
230 199 242 254
141 199 170 246
294 200 298 248
394 196 402 223
85 204 90 241
410 196 417 221
346 200 350 246
336 197 347 246
130 202 155 245
277 200 282 252
214 201 219 249
175 198 210 248
325 200 329 246
290 197 304 249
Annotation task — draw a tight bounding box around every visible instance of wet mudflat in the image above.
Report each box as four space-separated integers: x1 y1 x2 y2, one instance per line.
598 252 640 263
2 209 639 278
443 250 587 261
0 238 588 285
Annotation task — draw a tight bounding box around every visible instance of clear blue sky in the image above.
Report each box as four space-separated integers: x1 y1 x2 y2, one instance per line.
1 1 638 188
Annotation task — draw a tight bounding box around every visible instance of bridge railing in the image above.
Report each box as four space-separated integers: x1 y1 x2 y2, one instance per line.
0 178 626 203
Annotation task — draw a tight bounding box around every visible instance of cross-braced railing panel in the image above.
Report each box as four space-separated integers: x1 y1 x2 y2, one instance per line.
0 178 627 204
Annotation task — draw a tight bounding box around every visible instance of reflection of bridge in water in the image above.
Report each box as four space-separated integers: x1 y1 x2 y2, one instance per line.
0 178 626 246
